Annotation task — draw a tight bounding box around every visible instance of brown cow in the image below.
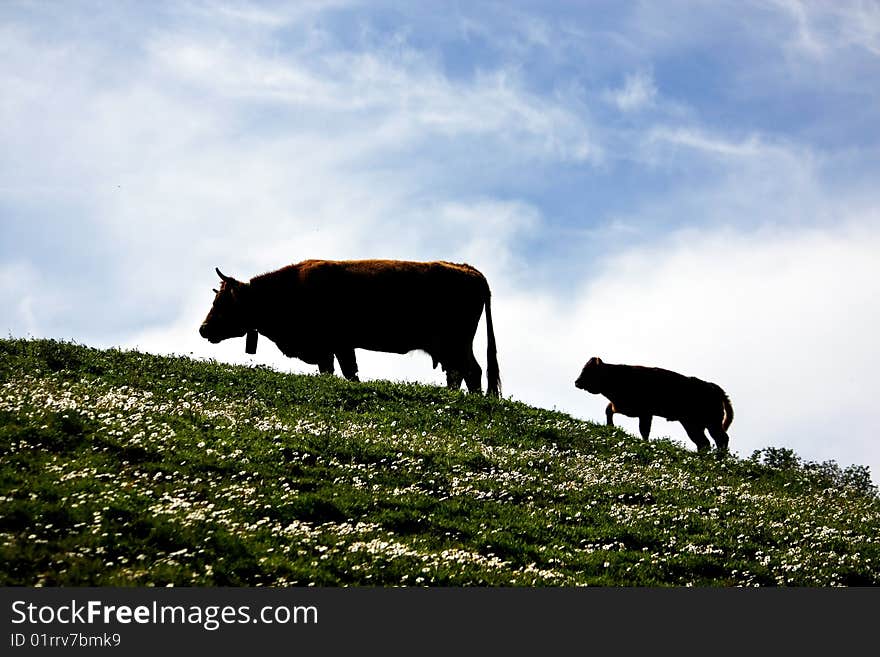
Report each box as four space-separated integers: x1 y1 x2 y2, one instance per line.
574 357 733 452
199 259 500 396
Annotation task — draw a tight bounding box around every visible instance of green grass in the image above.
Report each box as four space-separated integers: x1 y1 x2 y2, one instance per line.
1 338 878 586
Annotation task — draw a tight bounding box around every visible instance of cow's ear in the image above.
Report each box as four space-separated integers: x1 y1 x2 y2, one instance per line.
588 356 603 366
228 279 250 304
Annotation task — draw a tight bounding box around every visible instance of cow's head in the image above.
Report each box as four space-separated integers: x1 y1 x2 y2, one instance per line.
199 268 251 343
574 356 604 393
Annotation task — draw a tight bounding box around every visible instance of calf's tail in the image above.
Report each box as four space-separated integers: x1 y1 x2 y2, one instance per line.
721 389 734 431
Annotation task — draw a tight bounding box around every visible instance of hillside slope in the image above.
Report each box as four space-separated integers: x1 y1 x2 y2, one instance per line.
1 338 878 586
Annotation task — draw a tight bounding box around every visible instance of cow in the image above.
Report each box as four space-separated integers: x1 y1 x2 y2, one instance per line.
199 259 501 396
574 357 733 452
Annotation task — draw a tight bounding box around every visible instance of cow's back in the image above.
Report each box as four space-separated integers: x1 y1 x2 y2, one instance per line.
268 259 488 352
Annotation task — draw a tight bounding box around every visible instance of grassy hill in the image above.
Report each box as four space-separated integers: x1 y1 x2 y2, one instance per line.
1 338 878 587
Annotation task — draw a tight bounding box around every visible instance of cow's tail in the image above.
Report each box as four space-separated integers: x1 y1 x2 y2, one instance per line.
484 288 501 398
720 388 734 431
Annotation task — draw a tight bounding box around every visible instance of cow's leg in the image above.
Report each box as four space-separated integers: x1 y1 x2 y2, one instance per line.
436 350 464 390
605 402 615 426
317 354 335 375
445 366 464 390
336 348 360 382
639 415 653 440
463 350 482 394
682 421 711 452
707 423 730 453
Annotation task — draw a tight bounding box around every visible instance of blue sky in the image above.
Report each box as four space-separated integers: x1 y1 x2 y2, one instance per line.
2 0 880 481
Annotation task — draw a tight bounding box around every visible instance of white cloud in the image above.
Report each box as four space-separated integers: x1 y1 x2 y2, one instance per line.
647 127 768 159
771 0 880 57
144 28 599 162
0 262 41 336
187 0 343 29
0 259 85 341
606 71 657 112
0 8 600 346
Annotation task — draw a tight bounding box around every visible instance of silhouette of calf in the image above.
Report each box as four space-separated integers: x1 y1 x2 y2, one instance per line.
574 357 733 452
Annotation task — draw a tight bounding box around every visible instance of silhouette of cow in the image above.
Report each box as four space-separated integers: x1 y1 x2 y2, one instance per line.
575 357 732 452
199 259 500 396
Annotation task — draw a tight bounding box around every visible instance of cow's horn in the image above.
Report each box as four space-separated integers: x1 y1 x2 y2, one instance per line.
216 267 232 283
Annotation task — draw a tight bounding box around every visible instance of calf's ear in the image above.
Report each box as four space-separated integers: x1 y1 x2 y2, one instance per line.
588 356 603 366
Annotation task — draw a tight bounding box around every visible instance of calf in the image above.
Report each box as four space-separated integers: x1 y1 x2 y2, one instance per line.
574 357 733 452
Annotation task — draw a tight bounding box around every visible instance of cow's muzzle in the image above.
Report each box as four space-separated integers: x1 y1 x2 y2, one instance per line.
199 323 220 343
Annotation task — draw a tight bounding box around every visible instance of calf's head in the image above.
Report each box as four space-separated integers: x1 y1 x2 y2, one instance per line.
574 356 605 394
199 268 251 343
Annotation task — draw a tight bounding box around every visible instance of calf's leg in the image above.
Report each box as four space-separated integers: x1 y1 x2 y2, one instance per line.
605 403 615 426
681 421 711 452
708 423 730 453
639 415 653 440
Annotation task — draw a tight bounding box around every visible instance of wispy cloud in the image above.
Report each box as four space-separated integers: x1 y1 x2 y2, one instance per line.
147 30 599 162
646 127 770 158
605 71 657 112
771 0 880 57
